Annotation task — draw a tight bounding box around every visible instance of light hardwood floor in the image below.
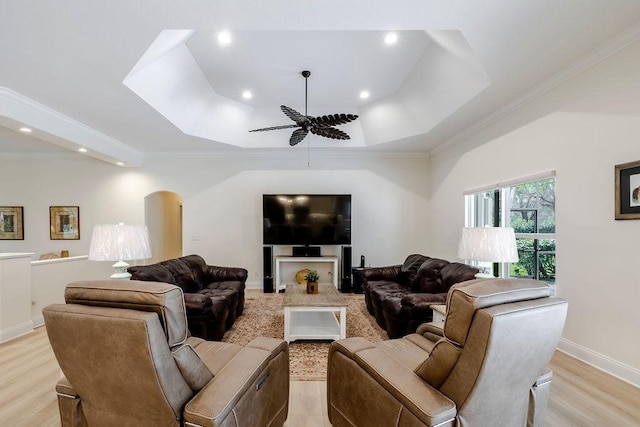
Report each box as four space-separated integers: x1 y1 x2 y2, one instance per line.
1 327 638 426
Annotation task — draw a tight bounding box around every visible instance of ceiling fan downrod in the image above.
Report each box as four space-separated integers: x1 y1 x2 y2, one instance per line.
302 70 310 116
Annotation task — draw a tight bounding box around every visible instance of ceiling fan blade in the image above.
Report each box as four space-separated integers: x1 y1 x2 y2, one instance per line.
310 127 350 140
289 128 309 146
249 124 299 132
310 113 359 128
248 72 360 146
281 105 308 126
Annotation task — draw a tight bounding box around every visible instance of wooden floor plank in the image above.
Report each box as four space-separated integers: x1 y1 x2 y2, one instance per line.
0 326 638 426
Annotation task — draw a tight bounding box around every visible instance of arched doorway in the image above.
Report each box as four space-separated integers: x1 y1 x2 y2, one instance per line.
145 191 183 263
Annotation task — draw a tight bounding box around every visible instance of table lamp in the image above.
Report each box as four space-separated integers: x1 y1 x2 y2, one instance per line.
88 223 152 279
458 227 519 278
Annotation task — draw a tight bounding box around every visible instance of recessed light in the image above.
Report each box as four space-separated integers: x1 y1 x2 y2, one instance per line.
116 161 124 166
217 31 232 46
360 91 370 99
384 32 398 45
78 148 87 153
19 126 32 133
242 90 252 99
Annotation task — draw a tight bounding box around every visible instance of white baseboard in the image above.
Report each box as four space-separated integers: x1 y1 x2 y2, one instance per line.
245 281 263 290
558 338 640 388
32 315 44 328
0 320 34 343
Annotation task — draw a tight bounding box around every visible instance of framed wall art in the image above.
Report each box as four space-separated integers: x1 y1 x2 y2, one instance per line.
0 206 24 240
615 160 640 220
50 206 80 240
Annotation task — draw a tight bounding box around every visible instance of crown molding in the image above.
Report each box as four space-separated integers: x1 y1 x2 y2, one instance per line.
0 87 143 167
431 21 640 156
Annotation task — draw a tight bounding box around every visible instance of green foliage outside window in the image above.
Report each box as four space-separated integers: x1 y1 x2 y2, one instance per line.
510 239 556 284
509 178 556 284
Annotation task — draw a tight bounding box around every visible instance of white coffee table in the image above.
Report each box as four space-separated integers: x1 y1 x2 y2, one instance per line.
283 284 347 343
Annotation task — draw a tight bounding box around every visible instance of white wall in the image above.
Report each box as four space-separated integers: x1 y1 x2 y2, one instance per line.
0 157 149 257
0 153 430 288
31 256 115 327
427 40 640 384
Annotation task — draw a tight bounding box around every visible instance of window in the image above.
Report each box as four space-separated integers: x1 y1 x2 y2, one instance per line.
464 173 556 285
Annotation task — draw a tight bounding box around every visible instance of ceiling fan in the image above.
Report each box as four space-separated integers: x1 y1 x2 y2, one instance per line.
249 70 358 146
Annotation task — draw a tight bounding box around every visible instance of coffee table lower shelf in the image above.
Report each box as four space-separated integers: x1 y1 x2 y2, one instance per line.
284 307 346 343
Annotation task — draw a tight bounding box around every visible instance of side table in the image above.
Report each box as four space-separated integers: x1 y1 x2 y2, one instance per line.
430 304 446 323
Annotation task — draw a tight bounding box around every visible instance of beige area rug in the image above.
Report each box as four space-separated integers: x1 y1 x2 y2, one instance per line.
222 292 388 380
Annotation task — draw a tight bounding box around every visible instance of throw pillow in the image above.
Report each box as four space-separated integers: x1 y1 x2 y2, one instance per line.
400 254 430 286
411 258 449 293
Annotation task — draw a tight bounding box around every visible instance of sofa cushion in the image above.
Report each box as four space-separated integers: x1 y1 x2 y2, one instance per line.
179 255 210 287
440 262 479 294
400 254 430 286
160 258 199 293
411 258 450 293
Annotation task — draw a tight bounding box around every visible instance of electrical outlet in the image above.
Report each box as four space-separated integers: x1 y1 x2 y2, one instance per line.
254 271 259 277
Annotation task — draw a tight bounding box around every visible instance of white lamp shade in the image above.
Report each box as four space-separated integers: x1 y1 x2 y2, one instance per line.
458 227 519 263
89 224 152 261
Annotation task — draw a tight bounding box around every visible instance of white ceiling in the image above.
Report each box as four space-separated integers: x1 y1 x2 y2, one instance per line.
1 0 640 165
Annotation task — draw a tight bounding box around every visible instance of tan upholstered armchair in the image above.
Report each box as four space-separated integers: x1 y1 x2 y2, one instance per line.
327 278 567 427
43 280 289 427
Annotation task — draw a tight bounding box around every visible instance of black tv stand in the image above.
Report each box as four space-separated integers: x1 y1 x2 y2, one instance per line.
292 245 321 257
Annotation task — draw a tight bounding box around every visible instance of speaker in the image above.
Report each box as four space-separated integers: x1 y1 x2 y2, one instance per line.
292 246 321 257
263 246 273 293
341 246 352 293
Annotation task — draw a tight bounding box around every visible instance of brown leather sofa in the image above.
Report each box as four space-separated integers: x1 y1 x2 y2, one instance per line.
128 254 246 341
43 280 289 427
362 254 479 338
327 278 568 426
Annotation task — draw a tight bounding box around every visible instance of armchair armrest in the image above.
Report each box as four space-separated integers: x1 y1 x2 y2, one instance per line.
362 265 401 281
205 265 248 283
56 377 86 426
328 339 456 426
184 337 289 427
416 322 445 342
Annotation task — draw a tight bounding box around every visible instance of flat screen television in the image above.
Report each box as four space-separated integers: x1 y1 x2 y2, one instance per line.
263 194 351 245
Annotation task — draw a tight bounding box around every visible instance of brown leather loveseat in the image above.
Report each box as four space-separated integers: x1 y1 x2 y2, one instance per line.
362 254 479 338
128 254 246 341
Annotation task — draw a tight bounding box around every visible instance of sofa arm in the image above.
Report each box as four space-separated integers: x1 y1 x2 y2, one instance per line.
401 293 447 310
362 265 401 281
400 293 447 333
205 265 248 283
183 293 213 312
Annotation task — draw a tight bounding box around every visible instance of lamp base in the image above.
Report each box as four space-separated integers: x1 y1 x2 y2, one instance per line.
474 265 495 279
111 260 131 280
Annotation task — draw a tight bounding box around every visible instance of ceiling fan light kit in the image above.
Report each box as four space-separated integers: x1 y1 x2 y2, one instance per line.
249 70 359 146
